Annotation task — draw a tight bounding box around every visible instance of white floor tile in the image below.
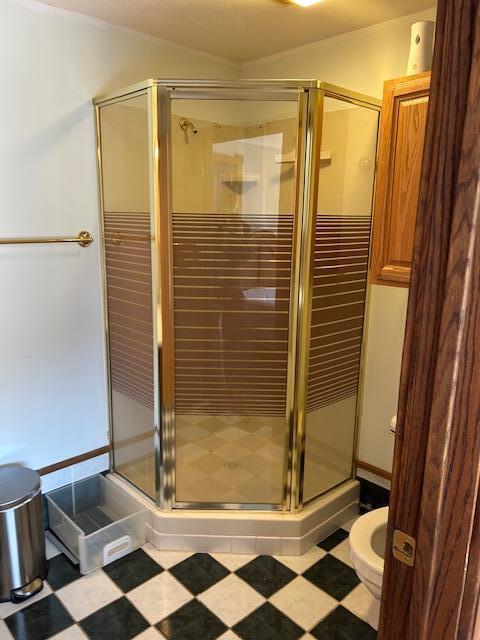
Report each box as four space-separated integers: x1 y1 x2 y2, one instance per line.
341 583 375 622
133 628 163 639
0 582 52 619
142 544 193 569
329 539 353 567
51 626 88 639
127 572 192 625
269 576 337 631
197 574 264 627
56 571 122 621
0 620 13 640
218 632 241 640
275 545 327 573
210 552 256 572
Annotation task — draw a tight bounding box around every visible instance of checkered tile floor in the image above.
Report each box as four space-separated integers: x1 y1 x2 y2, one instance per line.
0 523 376 640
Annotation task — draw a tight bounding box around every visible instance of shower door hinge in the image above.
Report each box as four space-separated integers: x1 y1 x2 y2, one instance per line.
392 529 416 567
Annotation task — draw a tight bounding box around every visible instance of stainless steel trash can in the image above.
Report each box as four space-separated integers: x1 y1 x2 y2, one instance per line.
0 466 48 602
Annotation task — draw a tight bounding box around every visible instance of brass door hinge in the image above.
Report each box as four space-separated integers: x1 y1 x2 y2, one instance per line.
393 529 416 567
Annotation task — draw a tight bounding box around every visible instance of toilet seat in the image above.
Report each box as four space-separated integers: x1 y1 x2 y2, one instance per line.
349 506 388 590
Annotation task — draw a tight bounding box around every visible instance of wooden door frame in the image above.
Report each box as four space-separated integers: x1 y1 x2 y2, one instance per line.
379 1 480 638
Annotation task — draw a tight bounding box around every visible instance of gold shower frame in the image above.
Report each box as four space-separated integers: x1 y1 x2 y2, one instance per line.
94 79 381 512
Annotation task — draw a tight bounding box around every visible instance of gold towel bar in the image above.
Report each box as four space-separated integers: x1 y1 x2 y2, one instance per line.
0 230 93 248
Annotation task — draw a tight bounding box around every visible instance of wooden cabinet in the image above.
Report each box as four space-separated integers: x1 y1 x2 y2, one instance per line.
370 72 431 286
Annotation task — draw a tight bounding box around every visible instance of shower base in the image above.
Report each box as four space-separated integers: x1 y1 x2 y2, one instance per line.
107 474 359 556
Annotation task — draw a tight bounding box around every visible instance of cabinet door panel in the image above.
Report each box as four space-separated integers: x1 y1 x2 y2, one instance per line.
371 73 430 287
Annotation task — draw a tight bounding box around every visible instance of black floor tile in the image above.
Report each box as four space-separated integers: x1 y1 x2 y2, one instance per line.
317 528 349 552
103 548 163 592
79 596 149 640
169 553 229 595
156 598 227 640
233 602 304 640
235 555 296 598
47 554 81 591
310 605 377 639
5 594 74 640
303 555 359 600
358 478 390 510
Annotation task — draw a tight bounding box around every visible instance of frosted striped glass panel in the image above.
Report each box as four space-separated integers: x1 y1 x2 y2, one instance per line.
171 99 298 505
307 215 371 412
104 212 153 410
172 212 293 417
303 98 379 502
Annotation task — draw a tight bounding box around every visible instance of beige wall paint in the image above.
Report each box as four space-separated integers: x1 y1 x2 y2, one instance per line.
242 7 436 99
358 286 409 471
243 6 437 474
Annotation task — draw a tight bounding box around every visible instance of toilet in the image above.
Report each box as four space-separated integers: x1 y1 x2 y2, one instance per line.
349 506 388 629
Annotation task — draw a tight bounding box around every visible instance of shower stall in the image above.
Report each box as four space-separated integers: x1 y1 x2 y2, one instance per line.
94 79 380 515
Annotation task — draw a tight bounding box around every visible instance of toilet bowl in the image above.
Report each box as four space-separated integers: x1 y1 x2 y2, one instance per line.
349 506 388 629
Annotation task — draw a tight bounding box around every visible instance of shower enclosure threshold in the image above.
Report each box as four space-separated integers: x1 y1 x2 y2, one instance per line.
107 474 359 556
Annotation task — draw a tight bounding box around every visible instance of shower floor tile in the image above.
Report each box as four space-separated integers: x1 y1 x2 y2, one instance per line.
2 523 376 639
118 414 351 506
175 414 285 504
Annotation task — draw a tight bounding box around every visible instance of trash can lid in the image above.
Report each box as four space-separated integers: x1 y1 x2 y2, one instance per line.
0 466 41 510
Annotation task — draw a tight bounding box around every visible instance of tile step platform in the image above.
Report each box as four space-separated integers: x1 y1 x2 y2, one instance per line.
107 474 360 556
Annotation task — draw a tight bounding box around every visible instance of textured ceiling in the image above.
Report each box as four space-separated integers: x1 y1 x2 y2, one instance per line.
38 0 435 63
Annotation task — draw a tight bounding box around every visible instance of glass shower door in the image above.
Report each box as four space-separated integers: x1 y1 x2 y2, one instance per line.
169 97 299 507
98 93 156 499
303 96 379 502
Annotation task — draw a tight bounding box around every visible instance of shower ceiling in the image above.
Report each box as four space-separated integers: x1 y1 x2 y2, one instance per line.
38 0 435 62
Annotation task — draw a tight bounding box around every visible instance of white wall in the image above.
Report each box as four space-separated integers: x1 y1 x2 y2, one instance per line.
243 6 437 474
0 0 237 470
